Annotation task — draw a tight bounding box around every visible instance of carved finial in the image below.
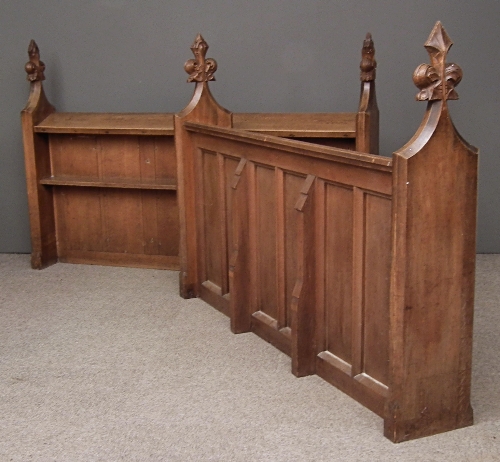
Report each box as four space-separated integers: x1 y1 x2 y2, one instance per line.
184 34 217 83
25 39 45 82
413 22 462 101
360 33 376 82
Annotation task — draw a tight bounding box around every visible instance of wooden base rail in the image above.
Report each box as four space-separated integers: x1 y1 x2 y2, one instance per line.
176 23 478 443
21 34 377 270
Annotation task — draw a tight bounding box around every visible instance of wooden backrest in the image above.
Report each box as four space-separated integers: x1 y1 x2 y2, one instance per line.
184 123 392 399
22 33 375 272
176 23 478 443
176 32 380 300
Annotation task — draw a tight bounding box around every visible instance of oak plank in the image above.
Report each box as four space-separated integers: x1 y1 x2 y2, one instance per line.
233 113 357 138
39 176 177 190
35 113 175 135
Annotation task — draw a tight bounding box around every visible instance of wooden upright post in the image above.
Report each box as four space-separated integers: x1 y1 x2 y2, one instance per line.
291 175 317 377
21 40 57 269
356 33 379 155
175 34 232 298
385 22 478 442
228 159 252 334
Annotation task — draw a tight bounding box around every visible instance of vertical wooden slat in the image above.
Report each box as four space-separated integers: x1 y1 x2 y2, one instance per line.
55 187 104 254
315 179 326 354
141 189 159 256
224 156 240 282
154 136 177 181
138 136 157 182
100 135 141 180
363 193 391 385
139 138 159 256
101 189 143 254
325 184 354 364
201 150 223 289
247 161 258 314
351 187 365 377
156 191 179 256
98 136 144 256
193 147 207 289
255 165 277 317
21 61 57 269
218 153 229 295
291 174 317 377
229 158 251 333
284 173 305 330
276 168 286 328
154 135 180 258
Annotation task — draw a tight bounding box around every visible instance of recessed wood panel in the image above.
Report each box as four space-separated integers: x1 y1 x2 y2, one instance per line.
255 165 277 319
201 150 224 290
50 135 99 178
99 136 141 180
138 137 158 182
224 156 240 273
363 193 391 385
101 189 144 254
140 190 179 257
140 136 177 182
156 191 179 257
324 183 353 364
54 187 103 253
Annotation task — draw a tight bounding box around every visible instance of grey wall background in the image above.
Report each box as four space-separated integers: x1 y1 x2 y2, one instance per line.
1 0 499 253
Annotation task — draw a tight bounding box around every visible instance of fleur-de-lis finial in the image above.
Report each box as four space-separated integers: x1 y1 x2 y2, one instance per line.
360 33 376 82
184 34 217 83
25 40 45 82
413 22 462 101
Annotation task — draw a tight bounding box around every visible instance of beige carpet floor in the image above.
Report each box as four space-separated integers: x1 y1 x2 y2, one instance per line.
0 253 499 461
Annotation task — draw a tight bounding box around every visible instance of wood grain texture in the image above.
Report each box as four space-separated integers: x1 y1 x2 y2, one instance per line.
183 24 476 443
47 133 179 268
22 27 478 444
384 23 477 442
175 75 232 299
35 113 175 135
53 186 179 268
233 113 357 138
21 40 57 269
22 40 179 270
186 123 392 416
291 174 317 377
356 33 379 154
386 100 477 442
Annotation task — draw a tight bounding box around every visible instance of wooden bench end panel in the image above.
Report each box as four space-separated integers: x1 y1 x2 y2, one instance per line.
21 40 57 268
175 34 232 300
386 22 478 442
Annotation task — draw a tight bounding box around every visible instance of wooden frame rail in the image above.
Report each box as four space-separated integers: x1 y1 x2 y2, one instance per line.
176 22 478 442
21 34 377 270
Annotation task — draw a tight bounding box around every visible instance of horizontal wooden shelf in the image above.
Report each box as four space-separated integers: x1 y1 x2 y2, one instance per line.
232 113 357 138
34 112 358 138
35 113 175 135
39 176 177 190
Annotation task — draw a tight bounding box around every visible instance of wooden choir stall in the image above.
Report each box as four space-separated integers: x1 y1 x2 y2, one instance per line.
22 22 478 443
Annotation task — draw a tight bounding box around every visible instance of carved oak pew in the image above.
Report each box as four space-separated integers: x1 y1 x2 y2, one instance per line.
176 22 478 443
21 36 376 270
